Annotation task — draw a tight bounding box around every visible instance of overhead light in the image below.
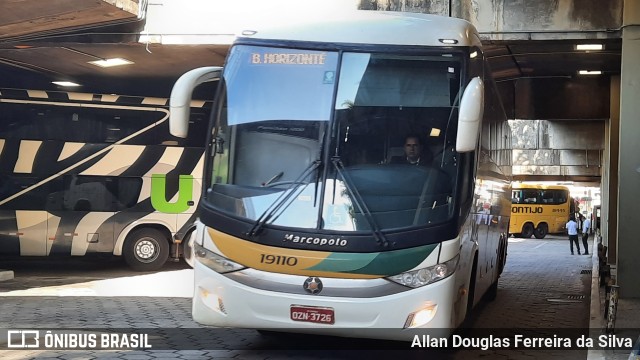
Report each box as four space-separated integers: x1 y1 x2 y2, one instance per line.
439 39 458 44
430 128 441 137
52 81 81 87
88 58 134 68
469 51 478 58
576 44 603 51
579 70 602 75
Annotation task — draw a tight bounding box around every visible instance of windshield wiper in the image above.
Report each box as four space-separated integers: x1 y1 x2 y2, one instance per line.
332 157 389 248
247 160 322 237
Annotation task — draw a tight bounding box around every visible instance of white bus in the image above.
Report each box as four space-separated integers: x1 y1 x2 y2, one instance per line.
0 89 209 270
170 11 511 340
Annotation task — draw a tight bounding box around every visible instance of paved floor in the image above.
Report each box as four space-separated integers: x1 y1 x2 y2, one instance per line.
0 235 637 360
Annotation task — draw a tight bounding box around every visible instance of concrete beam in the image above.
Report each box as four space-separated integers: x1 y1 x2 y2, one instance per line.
0 0 140 41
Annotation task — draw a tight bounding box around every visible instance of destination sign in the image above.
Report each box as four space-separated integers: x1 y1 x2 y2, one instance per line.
251 52 327 65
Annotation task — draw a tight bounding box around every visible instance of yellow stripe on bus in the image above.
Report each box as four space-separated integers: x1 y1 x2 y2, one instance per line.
207 227 380 279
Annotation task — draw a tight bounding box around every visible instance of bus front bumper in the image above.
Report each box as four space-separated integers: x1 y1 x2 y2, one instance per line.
191 261 457 341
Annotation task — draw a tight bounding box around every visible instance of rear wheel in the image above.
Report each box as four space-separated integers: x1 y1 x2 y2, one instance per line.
521 223 534 238
533 223 548 239
123 228 169 271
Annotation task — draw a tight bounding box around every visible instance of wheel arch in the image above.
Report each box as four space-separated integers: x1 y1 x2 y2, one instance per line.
113 220 175 256
180 225 198 267
465 251 480 316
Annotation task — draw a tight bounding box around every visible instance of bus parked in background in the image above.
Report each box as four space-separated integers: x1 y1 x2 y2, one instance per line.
509 184 576 239
169 11 511 340
0 89 209 270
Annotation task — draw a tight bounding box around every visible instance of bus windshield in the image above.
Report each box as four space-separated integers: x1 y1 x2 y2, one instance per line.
206 44 464 233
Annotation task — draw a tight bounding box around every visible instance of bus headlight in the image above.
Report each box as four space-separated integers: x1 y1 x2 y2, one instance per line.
194 243 245 273
387 255 459 288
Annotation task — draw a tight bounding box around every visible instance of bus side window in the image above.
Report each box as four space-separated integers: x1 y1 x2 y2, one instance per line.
541 190 554 204
523 190 538 204
512 190 522 204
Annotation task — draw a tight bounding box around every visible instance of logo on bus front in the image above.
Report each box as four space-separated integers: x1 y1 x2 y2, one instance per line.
283 234 348 247
511 206 543 214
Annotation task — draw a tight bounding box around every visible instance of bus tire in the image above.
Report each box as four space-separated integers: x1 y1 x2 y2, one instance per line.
521 223 534 238
123 228 170 271
533 223 548 239
498 235 508 275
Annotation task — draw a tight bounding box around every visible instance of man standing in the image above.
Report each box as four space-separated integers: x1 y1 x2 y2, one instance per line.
566 215 580 255
582 214 591 255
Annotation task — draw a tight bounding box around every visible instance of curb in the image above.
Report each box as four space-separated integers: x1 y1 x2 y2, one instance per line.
0 270 14 282
587 241 606 360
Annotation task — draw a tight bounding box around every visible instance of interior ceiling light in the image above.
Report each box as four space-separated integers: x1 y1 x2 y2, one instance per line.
579 70 602 75
576 44 603 51
88 58 134 68
52 81 81 87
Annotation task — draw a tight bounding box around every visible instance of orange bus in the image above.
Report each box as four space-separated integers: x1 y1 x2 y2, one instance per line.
509 184 576 238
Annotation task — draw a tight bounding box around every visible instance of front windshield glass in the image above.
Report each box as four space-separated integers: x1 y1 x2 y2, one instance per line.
207 45 463 232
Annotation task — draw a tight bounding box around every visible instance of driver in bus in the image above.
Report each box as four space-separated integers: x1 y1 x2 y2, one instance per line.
390 134 452 198
390 134 433 166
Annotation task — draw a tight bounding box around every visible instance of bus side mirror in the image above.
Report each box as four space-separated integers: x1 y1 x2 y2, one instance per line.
169 66 222 138
456 77 484 153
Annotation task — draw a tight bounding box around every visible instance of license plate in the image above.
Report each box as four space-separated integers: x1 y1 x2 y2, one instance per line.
290 305 335 325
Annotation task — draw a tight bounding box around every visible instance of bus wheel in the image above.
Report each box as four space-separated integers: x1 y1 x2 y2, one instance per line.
123 228 170 271
521 223 534 238
533 223 548 239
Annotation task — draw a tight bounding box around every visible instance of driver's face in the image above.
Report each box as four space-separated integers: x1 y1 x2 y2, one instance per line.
404 138 421 158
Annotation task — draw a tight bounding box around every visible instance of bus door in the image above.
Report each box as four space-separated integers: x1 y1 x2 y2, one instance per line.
509 189 522 232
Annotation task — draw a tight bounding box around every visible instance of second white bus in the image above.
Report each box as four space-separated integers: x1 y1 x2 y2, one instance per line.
170 11 511 340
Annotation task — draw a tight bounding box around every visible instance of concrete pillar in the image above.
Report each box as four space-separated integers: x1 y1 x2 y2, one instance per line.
602 107 610 253
616 0 640 298
605 76 620 265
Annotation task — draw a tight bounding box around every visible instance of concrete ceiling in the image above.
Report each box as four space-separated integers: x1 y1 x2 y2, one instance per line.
484 39 621 81
0 1 623 100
